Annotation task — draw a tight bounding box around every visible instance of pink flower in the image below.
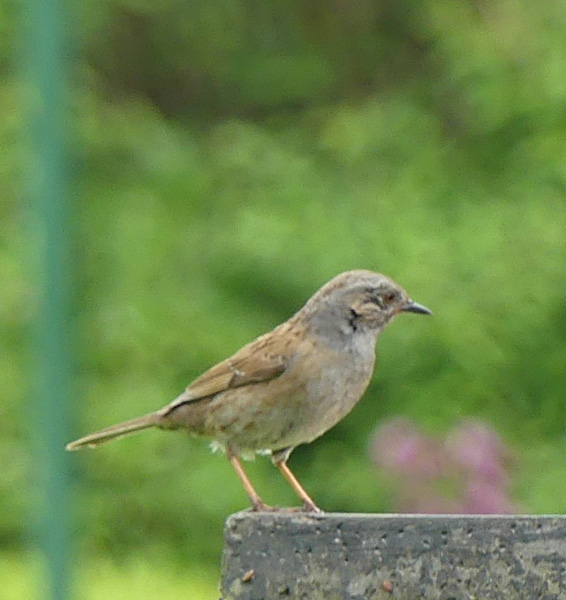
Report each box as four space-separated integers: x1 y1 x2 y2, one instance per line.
370 418 520 515
445 420 509 484
463 479 518 514
370 418 445 480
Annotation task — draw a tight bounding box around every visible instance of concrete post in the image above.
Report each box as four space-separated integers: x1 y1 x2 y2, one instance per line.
221 512 566 599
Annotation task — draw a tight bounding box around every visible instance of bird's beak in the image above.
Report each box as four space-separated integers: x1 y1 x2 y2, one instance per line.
402 300 432 315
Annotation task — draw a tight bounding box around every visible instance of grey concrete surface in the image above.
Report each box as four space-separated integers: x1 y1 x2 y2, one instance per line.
221 512 566 600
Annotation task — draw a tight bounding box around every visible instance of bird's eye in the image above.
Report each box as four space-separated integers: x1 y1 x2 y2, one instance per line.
383 291 396 304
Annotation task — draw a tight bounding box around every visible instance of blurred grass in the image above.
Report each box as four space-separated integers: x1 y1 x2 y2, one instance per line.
2 552 218 600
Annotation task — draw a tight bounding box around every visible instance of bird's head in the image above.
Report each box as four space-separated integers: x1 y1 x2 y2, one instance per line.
303 270 432 338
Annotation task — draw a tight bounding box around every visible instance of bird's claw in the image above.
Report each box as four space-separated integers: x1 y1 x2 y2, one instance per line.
302 501 323 513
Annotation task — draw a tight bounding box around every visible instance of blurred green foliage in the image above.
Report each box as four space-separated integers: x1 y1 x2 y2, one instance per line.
2 552 219 600
2 0 566 595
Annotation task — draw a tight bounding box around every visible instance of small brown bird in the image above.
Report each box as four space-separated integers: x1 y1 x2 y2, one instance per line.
67 270 431 512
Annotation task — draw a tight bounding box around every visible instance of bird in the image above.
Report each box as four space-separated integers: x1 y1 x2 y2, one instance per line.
66 270 431 512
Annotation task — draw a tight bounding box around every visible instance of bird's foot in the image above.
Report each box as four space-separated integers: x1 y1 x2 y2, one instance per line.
247 503 323 513
273 504 323 513
302 500 323 513
249 500 274 512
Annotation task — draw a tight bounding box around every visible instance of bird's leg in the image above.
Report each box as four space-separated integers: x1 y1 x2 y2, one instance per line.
272 455 322 513
228 454 271 511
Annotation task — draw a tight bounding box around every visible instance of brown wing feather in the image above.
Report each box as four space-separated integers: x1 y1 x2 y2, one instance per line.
162 325 293 414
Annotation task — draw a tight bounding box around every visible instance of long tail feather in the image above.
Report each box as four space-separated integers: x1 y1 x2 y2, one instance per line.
66 413 160 451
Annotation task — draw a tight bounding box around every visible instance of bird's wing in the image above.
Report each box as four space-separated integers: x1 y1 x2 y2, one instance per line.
162 327 292 413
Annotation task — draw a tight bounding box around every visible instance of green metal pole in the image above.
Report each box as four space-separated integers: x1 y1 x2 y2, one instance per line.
28 0 72 599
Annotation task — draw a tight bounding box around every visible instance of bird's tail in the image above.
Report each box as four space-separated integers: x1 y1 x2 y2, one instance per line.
66 412 160 451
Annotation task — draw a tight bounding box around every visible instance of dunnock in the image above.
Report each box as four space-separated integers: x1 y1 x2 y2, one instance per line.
67 270 431 511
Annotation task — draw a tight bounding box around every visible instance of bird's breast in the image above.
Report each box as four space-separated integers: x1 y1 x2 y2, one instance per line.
300 335 376 439
240 331 377 450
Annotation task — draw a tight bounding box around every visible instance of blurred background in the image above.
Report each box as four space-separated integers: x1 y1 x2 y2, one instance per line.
3 0 566 598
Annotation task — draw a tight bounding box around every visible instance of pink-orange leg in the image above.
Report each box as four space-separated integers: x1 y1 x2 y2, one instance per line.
228 455 271 511
274 459 322 513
